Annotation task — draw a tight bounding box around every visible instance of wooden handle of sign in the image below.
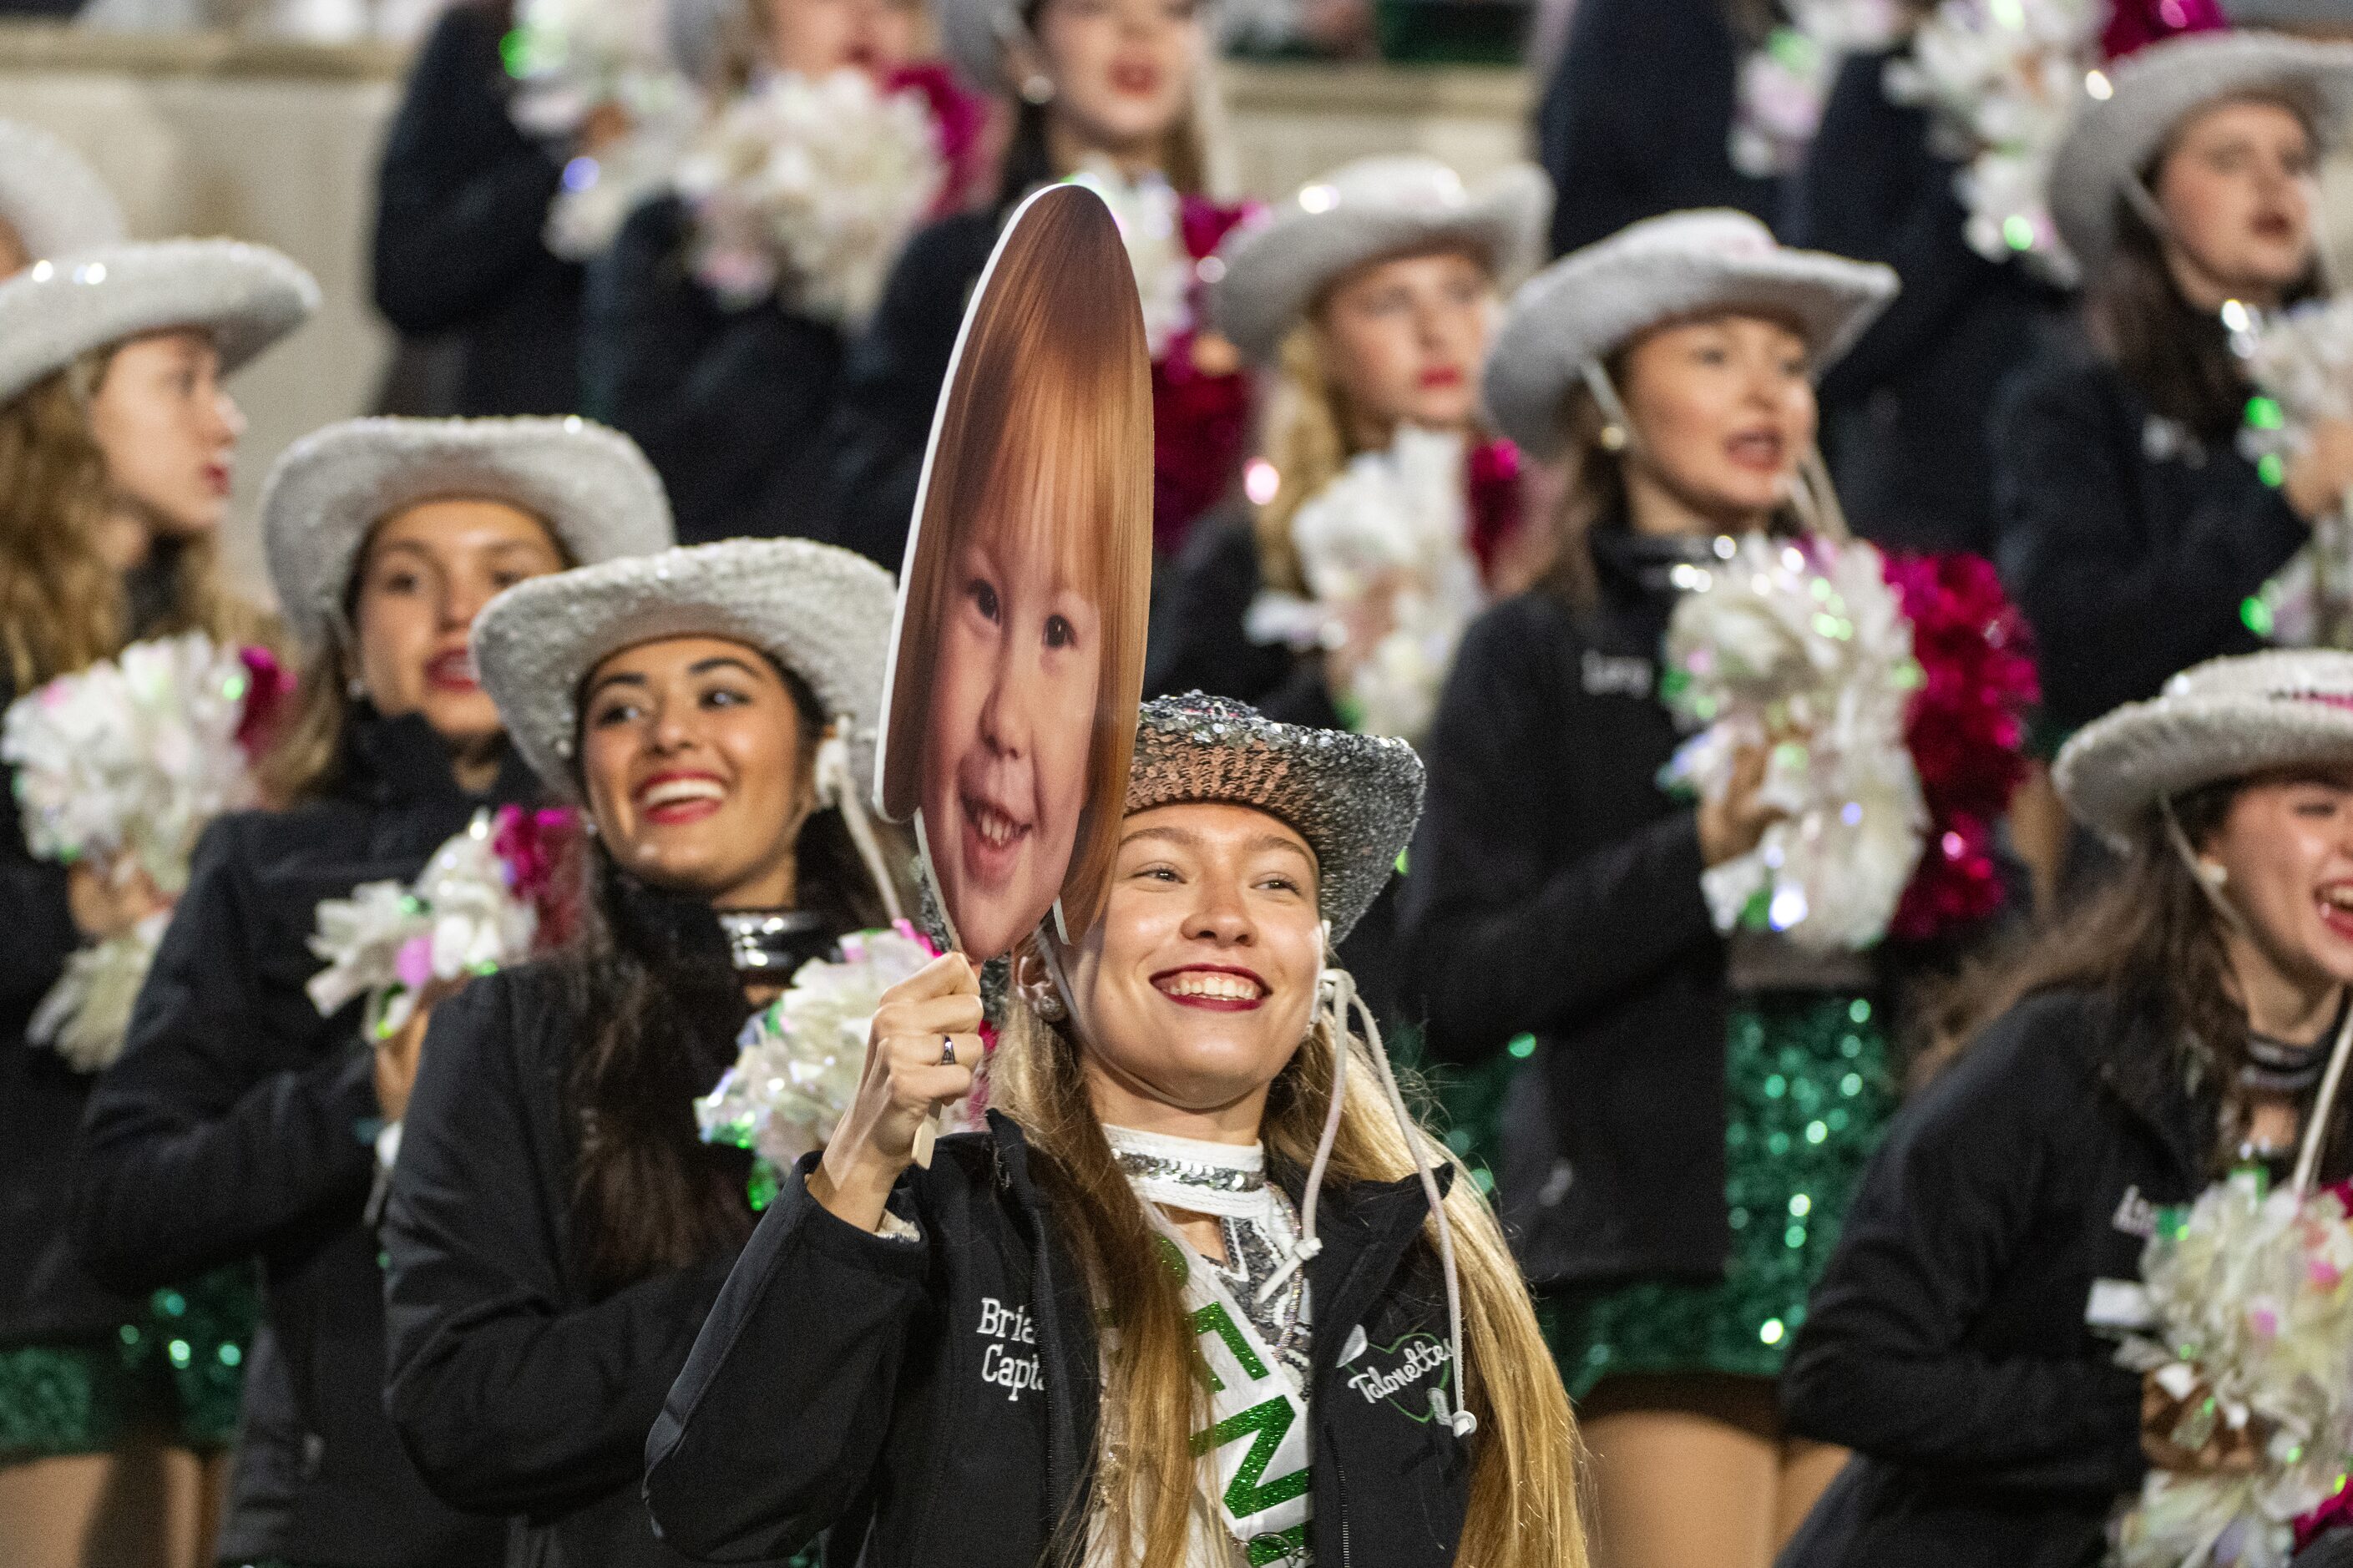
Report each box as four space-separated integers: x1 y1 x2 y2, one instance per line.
912 1114 939 1169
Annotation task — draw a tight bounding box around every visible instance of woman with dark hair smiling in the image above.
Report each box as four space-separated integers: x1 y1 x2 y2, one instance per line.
381 537 908 1567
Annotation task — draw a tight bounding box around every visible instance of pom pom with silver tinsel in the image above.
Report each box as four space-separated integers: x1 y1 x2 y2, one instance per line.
1729 0 1906 179
1662 534 1927 953
2238 296 2353 648
1882 0 2103 286
305 807 569 1041
2113 1174 2353 1568
675 68 945 323
1243 425 1490 744
505 0 700 260
3 632 286 1070
697 922 940 1176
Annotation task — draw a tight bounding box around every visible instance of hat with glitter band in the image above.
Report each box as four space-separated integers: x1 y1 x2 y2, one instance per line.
1480 210 1896 459
261 416 675 654
2054 650 2353 848
0 120 125 265
0 238 317 407
2048 31 2353 278
1126 693 1423 943
472 537 897 803
1209 155 1551 365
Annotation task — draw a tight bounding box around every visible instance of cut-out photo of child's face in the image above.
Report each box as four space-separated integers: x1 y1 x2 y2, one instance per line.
877 185 1151 962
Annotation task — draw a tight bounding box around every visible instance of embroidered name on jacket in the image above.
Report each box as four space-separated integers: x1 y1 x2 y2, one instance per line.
1345 1334 1453 1418
978 1295 1045 1402
1581 650 1654 699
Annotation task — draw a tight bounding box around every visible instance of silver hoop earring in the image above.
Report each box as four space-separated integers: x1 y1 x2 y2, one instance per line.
1020 72 1055 105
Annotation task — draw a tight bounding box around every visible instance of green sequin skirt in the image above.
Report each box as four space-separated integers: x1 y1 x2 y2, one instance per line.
1541 994 1897 1402
0 1264 257 1461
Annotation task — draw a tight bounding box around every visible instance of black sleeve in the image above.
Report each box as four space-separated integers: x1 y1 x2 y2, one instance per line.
0 792 78 1022
582 195 846 546
381 975 735 1519
73 819 380 1292
1396 602 1714 1063
372 6 569 335
1794 51 1997 404
644 1163 931 1563
819 216 992 569
1541 0 1759 256
1779 1012 2145 1493
1993 361 2307 731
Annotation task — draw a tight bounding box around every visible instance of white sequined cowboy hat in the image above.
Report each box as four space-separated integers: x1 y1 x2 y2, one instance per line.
1126 692 1423 943
0 119 125 264
0 239 316 406
260 416 676 654
472 537 898 802
1208 154 1552 365
1480 209 1896 458
2055 649 2353 848
2048 31 2353 278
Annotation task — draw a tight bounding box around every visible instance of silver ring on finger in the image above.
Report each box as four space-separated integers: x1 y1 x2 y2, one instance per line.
939 1034 957 1067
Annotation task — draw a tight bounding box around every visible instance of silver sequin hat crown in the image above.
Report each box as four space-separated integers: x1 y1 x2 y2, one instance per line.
2055 649 2353 847
472 537 898 802
1209 154 1551 365
1126 693 1424 943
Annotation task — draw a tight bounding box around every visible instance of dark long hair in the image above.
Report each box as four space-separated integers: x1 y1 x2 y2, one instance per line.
558 672 906 1292
2086 98 2326 440
1927 781 2351 1178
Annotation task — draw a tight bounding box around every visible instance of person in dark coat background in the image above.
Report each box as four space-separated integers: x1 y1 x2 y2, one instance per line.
380 538 908 1568
1790 40 2074 559
580 0 946 547
821 0 1251 573
1994 32 2353 748
71 417 670 1568
1780 650 2353 1568
1537 0 1783 258
372 0 596 417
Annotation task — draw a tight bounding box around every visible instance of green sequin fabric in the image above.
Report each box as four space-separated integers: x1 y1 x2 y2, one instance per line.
0 1264 256 1461
1541 993 1897 1402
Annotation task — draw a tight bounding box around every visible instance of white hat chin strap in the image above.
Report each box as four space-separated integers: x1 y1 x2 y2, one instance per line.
813 724 903 925
2160 792 2249 942
1253 928 1477 1439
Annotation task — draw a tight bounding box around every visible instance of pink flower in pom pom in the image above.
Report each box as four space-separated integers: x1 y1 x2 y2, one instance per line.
2313 1257 2343 1291
1466 438 1524 583
1150 195 1260 556
395 933 435 993
235 645 295 758
885 63 989 217
2103 0 2225 63
491 805 583 950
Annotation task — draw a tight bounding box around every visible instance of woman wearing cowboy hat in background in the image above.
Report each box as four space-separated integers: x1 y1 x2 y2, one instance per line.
1399 210 1902 1568
379 538 910 1568
70 416 671 1568
1780 648 2353 1566
819 0 1252 573
640 691 1586 1568
0 225 314 1568
1144 150 1547 1050
1996 32 2353 756
583 0 975 547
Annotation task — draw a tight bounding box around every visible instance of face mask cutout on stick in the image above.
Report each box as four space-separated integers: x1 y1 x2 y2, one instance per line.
873 184 1153 1155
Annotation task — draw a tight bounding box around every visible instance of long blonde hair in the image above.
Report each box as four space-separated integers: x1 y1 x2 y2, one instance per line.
989 991 1587 1568
0 357 261 692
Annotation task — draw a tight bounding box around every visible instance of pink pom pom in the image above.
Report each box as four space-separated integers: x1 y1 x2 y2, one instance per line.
395 933 435 992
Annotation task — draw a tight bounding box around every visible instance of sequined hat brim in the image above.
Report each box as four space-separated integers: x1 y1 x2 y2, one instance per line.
2055 649 2353 847
472 537 898 802
1126 693 1424 943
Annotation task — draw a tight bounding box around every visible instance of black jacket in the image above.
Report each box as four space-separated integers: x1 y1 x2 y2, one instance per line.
1146 507 1344 730
1538 0 1779 257
1790 49 2072 559
1994 343 2308 741
372 3 584 417
819 210 999 569
1397 534 1729 1287
0 665 147 1348
582 195 847 546
644 1115 1474 1566
1778 987 2264 1568
73 711 528 1568
381 879 824 1568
